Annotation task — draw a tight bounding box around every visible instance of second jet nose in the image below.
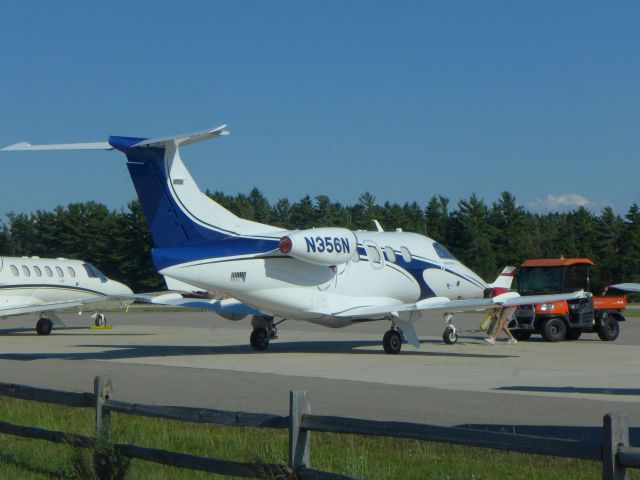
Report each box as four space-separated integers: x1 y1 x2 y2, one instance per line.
110 280 134 296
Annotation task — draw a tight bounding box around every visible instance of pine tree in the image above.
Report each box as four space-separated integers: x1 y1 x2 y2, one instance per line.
622 204 640 282
424 195 449 242
448 194 497 280
489 192 537 267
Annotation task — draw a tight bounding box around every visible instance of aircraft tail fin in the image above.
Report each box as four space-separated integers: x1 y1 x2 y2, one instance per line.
488 266 517 290
109 125 283 247
2 125 282 248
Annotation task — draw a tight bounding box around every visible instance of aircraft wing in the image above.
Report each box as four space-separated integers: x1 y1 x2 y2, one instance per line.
330 290 588 318
607 283 640 293
129 293 262 317
0 297 117 318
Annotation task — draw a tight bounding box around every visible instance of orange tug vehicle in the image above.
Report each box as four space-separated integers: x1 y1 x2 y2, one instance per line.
509 258 627 342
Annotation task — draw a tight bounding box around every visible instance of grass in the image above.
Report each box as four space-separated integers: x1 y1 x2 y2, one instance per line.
1 397 637 479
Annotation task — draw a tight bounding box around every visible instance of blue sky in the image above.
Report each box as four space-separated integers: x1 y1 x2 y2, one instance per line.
1 1 639 217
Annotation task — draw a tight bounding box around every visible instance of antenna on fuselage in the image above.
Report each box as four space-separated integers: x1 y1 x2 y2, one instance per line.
372 220 384 232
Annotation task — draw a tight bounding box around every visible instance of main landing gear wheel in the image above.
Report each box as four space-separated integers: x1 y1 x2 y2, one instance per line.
250 328 270 351
36 317 53 336
250 315 280 351
442 326 458 345
94 313 107 327
383 329 403 354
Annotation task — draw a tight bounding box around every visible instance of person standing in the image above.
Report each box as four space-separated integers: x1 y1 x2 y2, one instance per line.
484 306 518 344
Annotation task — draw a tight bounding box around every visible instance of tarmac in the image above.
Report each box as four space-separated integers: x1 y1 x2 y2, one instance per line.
0 310 639 435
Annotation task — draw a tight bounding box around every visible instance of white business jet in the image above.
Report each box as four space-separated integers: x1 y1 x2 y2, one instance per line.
2 126 585 353
0 255 132 334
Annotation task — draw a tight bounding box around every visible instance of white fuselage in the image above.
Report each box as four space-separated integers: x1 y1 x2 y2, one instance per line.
0 256 132 317
159 231 487 326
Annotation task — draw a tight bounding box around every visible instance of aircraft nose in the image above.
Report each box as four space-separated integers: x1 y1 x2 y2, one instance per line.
112 281 133 296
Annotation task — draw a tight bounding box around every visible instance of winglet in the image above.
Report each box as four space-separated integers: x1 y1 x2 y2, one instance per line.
129 125 229 149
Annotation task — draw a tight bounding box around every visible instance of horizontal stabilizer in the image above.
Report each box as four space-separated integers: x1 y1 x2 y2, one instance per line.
1 141 112 151
0 125 229 152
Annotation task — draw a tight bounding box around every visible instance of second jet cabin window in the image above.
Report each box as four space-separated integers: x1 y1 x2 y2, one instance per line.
22 266 31 277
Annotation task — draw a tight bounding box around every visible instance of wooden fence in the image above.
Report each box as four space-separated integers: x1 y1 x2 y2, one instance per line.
0 376 639 479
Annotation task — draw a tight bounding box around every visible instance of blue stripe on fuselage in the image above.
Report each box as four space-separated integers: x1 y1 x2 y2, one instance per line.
357 245 437 299
152 236 280 271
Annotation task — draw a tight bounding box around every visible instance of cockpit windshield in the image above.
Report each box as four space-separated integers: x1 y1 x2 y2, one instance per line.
433 242 456 260
83 263 108 282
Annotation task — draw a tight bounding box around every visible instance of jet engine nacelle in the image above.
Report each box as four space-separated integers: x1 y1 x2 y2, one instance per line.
279 227 358 266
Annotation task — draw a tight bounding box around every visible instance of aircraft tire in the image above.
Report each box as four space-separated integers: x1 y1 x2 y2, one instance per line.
94 314 107 327
250 328 270 351
383 329 402 354
36 317 53 335
442 326 458 345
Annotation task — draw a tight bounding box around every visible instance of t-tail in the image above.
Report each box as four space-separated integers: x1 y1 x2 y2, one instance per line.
2 125 283 249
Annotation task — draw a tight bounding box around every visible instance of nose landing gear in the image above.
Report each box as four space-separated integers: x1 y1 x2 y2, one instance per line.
382 329 403 354
36 315 53 335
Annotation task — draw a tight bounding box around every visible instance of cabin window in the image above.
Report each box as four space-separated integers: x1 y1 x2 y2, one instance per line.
22 265 31 277
67 267 76 278
367 245 381 264
400 246 412 263
10 265 19 276
384 246 396 263
45 266 53 277
33 266 42 277
364 241 384 269
55 266 64 277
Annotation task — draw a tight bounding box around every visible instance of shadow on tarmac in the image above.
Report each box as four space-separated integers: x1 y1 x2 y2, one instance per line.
0 339 517 361
0 327 153 336
496 385 640 396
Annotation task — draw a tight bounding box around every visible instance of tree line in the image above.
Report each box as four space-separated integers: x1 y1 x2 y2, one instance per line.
1 189 639 293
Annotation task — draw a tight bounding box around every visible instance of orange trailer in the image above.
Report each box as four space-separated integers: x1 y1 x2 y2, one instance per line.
510 258 627 342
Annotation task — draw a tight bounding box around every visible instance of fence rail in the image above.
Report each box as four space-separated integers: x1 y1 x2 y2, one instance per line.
0 376 638 479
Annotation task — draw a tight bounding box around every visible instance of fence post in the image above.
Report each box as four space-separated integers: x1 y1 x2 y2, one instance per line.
603 413 629 480
289 390 310 471
94 375 113 437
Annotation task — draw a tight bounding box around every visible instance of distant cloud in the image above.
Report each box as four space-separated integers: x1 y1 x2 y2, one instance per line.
527 193 593 213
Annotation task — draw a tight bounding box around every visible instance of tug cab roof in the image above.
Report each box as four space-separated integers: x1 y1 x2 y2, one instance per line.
519 258 595 268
